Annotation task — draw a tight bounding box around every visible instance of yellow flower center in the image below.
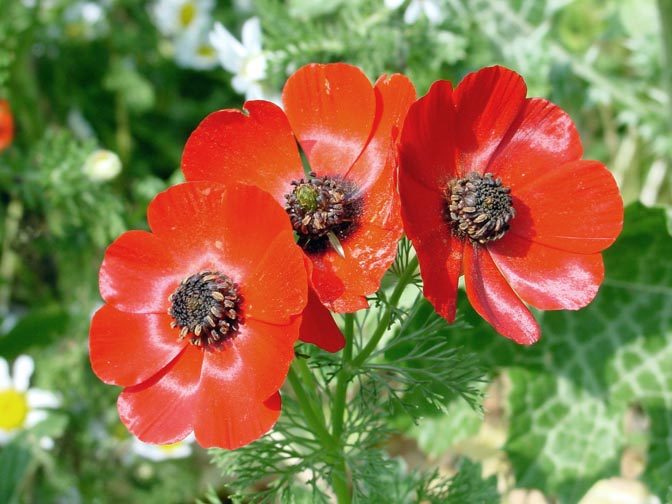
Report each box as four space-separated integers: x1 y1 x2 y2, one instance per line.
179 3 196 28
0 389 29 431
158 441 184 453
197 44 215 58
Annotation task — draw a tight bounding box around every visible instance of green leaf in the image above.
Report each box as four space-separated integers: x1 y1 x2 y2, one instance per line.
0 437 33 504
449 203 672 501
0 307 69 358
445 458 499 504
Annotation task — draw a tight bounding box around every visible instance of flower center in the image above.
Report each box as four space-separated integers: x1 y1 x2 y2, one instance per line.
285 172 362 254
179 3 196 28
168 271 242 347
445 172 515 244
0 389 29 431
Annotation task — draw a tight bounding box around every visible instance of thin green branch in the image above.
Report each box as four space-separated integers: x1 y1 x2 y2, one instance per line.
658 0 672 134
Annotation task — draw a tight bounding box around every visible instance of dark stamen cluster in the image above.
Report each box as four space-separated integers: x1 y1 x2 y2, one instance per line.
445 172 515 245
168 270 242 347
284 172 361 253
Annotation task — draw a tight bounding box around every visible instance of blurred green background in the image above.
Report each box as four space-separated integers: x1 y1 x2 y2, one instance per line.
0 0 670 502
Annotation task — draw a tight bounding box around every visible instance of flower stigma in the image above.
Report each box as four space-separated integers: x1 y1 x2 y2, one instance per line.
168 270 242 347
285 172 362 254
445 172 515 245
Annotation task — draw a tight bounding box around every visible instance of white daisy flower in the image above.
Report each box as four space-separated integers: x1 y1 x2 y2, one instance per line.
0 355 61 445
209 18 279 102
130 433 196 461
385 0 444 25
174 29 218 70
151 0 214 38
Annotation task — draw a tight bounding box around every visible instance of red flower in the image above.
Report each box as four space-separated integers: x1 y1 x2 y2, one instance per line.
0 99 14 151
182 63 416 318
89 182 308 449
397 66 623 344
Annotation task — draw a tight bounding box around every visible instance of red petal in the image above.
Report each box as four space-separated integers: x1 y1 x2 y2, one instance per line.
89 305 186 387
99 230 182 313
283 63 376 177
487 98 583 192
398 158 447 245
345 73 416 191
398 161 464 322
298 287 345 352
117 346 203 444
193 318 300 448
310 219 402 313
453 66 527 176
398 80 457 191
148 182 294 282
181 101 303 204
510 160 623 254
463 245 540 345
194 392 281 450
0 99 14 151
244 230 308 324
414 230 464 324
489 233 604 310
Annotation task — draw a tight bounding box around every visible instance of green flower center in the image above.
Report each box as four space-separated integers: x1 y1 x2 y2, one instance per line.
445 172 515 244
168 271 242 347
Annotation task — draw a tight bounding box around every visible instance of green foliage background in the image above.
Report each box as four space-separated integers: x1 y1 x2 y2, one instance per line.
0 0 670 502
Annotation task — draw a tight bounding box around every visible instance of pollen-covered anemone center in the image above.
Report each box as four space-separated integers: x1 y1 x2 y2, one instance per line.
445 172 516 245
284 172 361 253
168 270 242 347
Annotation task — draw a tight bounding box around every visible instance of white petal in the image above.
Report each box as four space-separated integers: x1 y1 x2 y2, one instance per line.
243 82 266 100
243 53 267 81
404 1 422 24
25 410 48 428
385 0 405 9
241 17 262 54
12 355 34 392
27 389 61 409
231 74 251 94
209 22 244 73
0 430 13 445
423 1 443 24
0 358 10 389
39 436 55 450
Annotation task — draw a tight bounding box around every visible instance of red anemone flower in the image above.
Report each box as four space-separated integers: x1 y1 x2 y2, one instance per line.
0 99 14 151
89 182 308 449
398 66 623 344
182 63 416 319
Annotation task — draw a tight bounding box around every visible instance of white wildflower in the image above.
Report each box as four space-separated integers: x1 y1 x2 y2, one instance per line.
130 433 196 461
151 0 214 38
385 0 444 25
0 355 61 445
210 18 279 102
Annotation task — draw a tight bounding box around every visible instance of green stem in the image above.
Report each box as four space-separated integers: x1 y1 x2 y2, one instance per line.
658 0 672 134
0 198 23 315
287 364 335 449
288 362 350 503
351 255 418 369
295 357 327 425
324 258 419 504
331 313 354 439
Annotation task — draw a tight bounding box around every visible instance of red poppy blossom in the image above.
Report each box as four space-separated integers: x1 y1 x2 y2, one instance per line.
397 66 623 344
0 99 14 151
181 63 416 317
89 182 308 449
